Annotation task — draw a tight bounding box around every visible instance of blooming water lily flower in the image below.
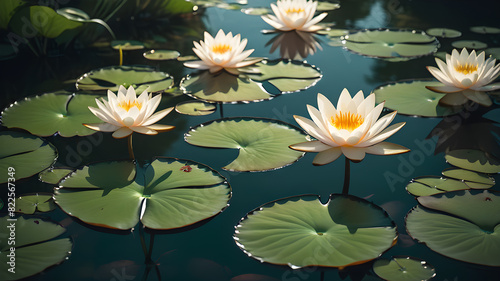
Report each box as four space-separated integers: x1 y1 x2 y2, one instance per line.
84 85 175 139
184 29 262 75
290 89 409 165
261 0 328 32
426 48 500 106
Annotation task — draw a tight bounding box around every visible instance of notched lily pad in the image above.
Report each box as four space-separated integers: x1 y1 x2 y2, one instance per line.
342 29 439 61
470 26 500 34
54 158 231 230
451 40 487 49
406 190 500 266
406 175 491 197
426 28 462 38
445 149 500 174
0 216 72 281
372 79 462 117
39 167 74 184
143 50 180 61
16 193 56 214
111 40 145 50
1 92 102 137
234 194 397 269
175 100 216 116
373 256 436 281
442 168 495 187
76 65 174 93
0 131 57 183
184 117 308 172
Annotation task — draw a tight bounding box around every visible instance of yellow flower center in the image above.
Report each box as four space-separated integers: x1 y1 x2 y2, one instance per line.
455 63 478 75
331 111 364 132
118 100 142 111
212 44 232 54
286 7 305 14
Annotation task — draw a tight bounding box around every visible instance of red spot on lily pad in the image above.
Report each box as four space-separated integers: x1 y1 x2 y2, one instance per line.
180 165 192 172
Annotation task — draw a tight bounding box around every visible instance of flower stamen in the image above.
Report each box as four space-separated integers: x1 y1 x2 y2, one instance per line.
212 44 232 54
455 63 478 75
118 100 143 111
286 7 305 14
331 111 364 131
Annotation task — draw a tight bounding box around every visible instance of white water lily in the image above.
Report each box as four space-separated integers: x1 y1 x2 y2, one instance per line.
426 48 500 106
184 29 262 75
84 85 174 139
290 89 409 165
261 0 328 32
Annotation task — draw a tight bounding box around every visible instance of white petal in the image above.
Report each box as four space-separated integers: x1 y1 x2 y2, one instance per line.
290 140 335 152
146 124 175 132
364 111 397 141
461 90 492 107
341 146 366 161
294 115 337 147
83 123 120 132
357 122 406 148
426 84 464 93
112 127 134 139
365 142 410 155
337 88 352 111
312 147 342 165
131 126 158 135
439 92 469 106
142 107 174 126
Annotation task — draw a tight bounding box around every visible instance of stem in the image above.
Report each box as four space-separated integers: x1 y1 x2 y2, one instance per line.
147 233 155 263
320 270 325 281
219 103 224 119
119 46 123 66
342 157 351 195
138 226 148 258
128 134 135 160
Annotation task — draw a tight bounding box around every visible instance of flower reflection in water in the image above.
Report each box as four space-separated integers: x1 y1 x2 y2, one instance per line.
266 30 322 60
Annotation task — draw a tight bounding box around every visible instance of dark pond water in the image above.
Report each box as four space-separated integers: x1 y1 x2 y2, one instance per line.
1 0 500 280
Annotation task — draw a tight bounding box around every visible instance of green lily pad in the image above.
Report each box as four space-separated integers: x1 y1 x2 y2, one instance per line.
76 65 174 93
16 193 56 214
406 175 493 197
451 40 487 49
39 167 74 184
442 168 495 186
0 216 72 281
0 0 25 30
143 50 180 60
445 149 500 174
372 79 463 117
318 29 350 37
406 190 500 266
426 28 462 38
185 118 308 172
54 158 231 230
470 26 500 34
343 29 439 61
373 256 436 281
316 1 340 11
181 59 321 103
0 131 57 183
1 92 102 137
241 7 270 15
234 194 397 269
111 40 145 50
175 100 216 116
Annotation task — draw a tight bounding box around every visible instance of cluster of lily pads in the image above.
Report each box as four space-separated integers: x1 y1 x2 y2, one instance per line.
1 0 500 280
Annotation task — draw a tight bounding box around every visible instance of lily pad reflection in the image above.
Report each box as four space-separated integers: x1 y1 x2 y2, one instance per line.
406 190 500 266
54 158 231 230
373 256 436 281
185 118 308 172
234 194 397 269
0 216 72 281
76 65 173 93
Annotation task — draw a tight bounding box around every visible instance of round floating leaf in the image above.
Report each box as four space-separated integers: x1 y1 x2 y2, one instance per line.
185 118 308 172
445 149 500 173
0 216 72 281
426 28 462 38
143 50 180 60
372 79 462 117
442 168 495 186
39 167 74 184
373 256 436 281
234 194 397 269
318 29 350 37
316 1 340 11
55 158 231 230
241 7 271 15
16 193 56 214
175 100 216 116
0 131 57 183
406 191 500 266
76 65 173 93
343 29 439 60
406 175 492 197
111 40 145 50
470 26 500 34
451 40 487 49
1 92 102 137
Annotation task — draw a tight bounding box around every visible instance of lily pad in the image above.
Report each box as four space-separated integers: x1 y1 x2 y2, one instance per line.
175 100 216 116
445 149 500 174
442 168 495 186
470 26 500 34
0 0 25 30
373 256 436 281
39 167 74 184
406 190 500 266
181 59 321 103
426 28 462 38
241 7 270 15
0 216 72 281
234 194 397 269
406 175 492 197
451 40 487 49
111 40 145 50
143 50 180 60
54 158 231 230
372 79 462 117
16 193 56 214
1 92 102 137
76 65 174 93
185 118 308 172
342 29 439 61
0 131 57 183
316 1 340 11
